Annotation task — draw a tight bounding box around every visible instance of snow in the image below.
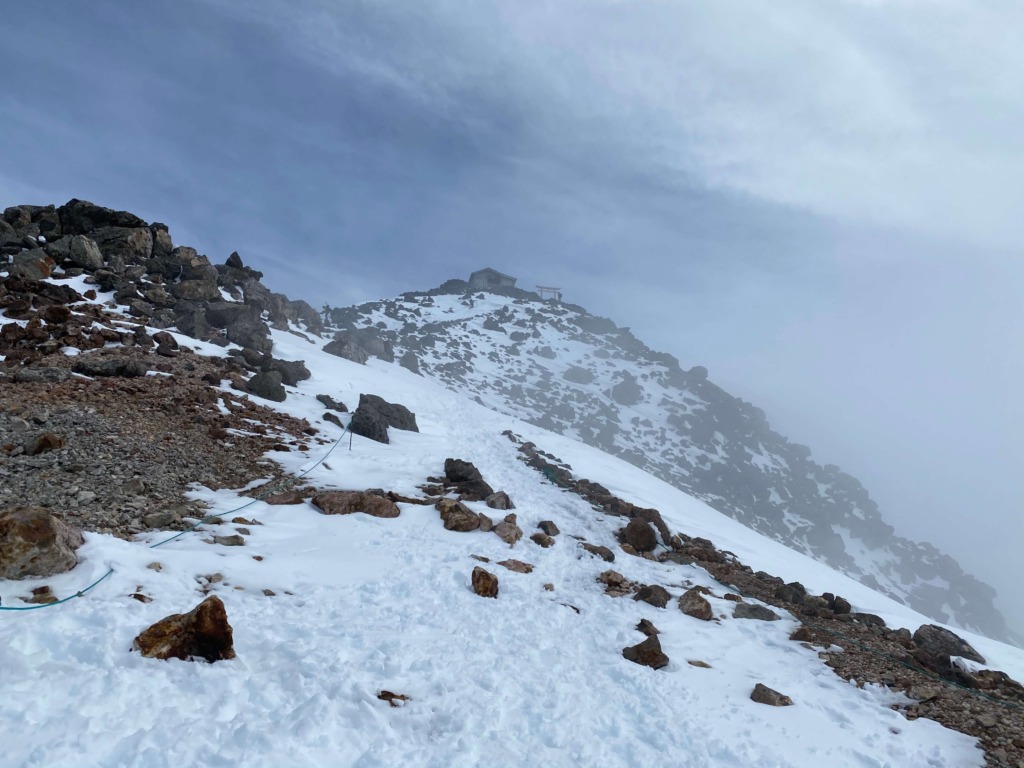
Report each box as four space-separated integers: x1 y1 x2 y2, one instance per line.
3 322 1022 767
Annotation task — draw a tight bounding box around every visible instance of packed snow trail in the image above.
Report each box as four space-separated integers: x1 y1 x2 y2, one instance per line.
3 324 1021 767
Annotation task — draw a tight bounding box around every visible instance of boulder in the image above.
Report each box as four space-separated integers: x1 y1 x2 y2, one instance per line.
132 595 235 663
620 518 657 553
913 624 985 665
636 619 660 637
750 683 793 706
436 498 480 532
733 603 780 621
0 506 84 579
312 491 400 518
678 588 713 621
204 301 256 329
89 226 153 266
60 235 104 270
225 314 272 353
581 542 615 562
471 566 499 598
443 458 494 501
634 584 671 609
246 370 286 402
358 394 418 432
774 582 807 605
263 357 310 387
9 249 55 280
72 356 148 378
492 515 523 546
349 404 390 444
485 491 514 510
23 431 64 456
538 520 560 536
323 335 369 364
622 635 669 670
316 394 348 412
531 532 555 548
171 279 221 302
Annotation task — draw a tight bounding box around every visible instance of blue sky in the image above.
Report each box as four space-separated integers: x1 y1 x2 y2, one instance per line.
3 0 1022 633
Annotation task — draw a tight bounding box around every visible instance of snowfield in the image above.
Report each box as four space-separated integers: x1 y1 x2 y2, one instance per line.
2 323 1022 767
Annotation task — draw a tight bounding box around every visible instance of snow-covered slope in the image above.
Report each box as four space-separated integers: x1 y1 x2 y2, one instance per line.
321 287 1006 640
3 317 1023 768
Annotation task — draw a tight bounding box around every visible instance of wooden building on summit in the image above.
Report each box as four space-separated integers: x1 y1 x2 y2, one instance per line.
468 268 517 291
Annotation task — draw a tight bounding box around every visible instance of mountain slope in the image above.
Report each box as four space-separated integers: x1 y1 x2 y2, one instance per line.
322 284 1006 640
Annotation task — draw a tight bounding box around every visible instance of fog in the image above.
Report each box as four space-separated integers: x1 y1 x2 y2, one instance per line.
2 1 1021 636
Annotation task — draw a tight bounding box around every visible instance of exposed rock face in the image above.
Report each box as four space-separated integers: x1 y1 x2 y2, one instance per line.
132 595 236 663
750 683 793 706
622 635 669 670
678 587 713 621
0 506 83 579
312 491 400 518
913 624 986 665
471 566 499 598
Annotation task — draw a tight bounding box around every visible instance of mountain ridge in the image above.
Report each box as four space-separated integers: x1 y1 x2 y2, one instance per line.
321 279 1009 642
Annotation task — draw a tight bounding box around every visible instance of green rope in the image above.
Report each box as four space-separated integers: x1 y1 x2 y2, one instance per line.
0 568 115 612
1 418 350 612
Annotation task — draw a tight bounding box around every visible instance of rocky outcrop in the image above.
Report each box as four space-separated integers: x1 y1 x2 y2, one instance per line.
912 624 986 670
0 506 83 579
678 587 713 621
133 595 235 663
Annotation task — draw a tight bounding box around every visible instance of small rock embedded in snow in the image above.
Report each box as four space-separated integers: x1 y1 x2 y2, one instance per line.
733 603 780 621
750 683 793 707
622 635 669 670
471 566 498 598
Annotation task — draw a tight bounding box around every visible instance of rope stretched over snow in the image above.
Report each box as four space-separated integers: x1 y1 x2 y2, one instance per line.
0 418 351 612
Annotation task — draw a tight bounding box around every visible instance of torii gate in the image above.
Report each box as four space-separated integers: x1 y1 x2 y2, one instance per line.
536 285 562 301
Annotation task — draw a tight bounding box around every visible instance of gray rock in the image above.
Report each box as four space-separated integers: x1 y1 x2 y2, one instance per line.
58 198 146 235
72 356 148 378
349 404 390 443
263 358 310 387
485 491 514 510
913 624 985 664
247 371 286 402
357 394 418 432
171 279 221 302
733 603 780 621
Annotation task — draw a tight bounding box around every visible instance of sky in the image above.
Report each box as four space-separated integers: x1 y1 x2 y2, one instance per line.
2 1 1021 635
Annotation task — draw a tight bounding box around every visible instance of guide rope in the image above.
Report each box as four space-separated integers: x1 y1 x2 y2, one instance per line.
0 418 350 612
